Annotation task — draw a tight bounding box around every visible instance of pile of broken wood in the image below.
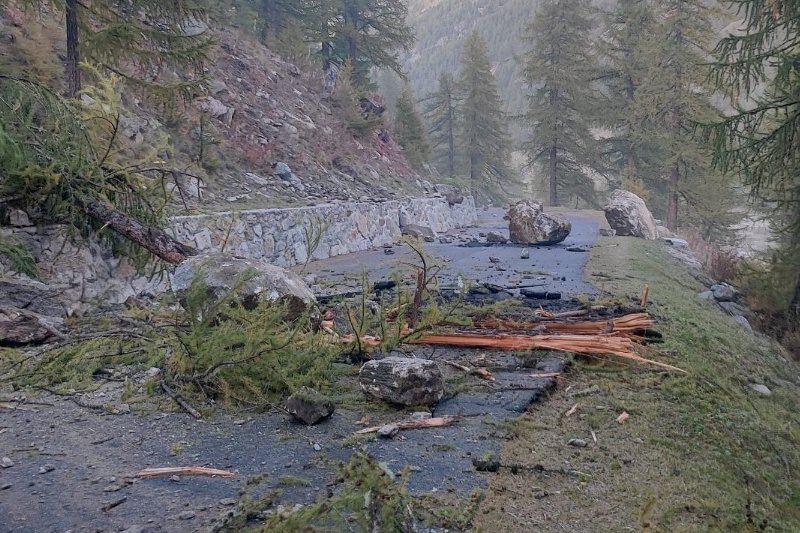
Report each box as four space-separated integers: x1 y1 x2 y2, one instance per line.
412 308 684 373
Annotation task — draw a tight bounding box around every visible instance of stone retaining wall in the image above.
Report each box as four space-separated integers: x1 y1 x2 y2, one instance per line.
170 196 476 267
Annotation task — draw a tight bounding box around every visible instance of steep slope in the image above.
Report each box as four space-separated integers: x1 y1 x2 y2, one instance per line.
0 4 428 215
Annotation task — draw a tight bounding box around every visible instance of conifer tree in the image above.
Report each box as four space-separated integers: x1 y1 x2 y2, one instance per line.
421 72 459 178
21 0 214 98
521 0 602 207
599 0 657 184
319 0 414 87
394 86 430 171
633 0 731 232
459 31 513 203
706 0 800 312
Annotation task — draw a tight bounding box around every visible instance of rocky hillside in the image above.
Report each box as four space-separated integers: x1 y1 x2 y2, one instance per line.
0 4 429 214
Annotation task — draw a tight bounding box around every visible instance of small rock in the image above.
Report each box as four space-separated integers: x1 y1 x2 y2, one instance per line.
599 228 616 237
520 248 530 259
568 438 588 448
749 384 772 396
178 510 196 520
359 357 444 406
566 246 588 252
285 387 335 425
7 208 31 227
486 232 507 244
571 384 600 397
120 527 145 533
170 475 180 482
1 483 11 490
410 412 432 420
38 464 55 474
377 424 400 438
313 442 322 452
488 256 501 264
472 452 500 472
219 498 237 506
1 457 13 468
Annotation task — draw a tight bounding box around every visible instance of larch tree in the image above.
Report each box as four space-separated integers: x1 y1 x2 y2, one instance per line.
421 72 460 178
319 0 414 87
18 0 214 98
632 0 731 232
459 31 513 203
706 0 800 315
599 0 657 186
521 0 602 208
394 86 430 171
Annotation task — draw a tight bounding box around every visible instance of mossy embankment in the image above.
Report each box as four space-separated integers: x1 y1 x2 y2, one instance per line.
474 237 800 531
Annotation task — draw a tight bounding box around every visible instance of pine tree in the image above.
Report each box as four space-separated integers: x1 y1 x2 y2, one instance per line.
706 0 800 312
599 0 657 184
459 31 513 203
521 0 602 208
421 72 459 178
394 86 430 171
20 0 214 98
633 0 731 232
319 0 415 87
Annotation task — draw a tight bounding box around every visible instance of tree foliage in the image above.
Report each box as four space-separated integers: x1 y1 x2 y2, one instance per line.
459 31 514 204
0 74 173 265
706 0 800 312
17 0 214 99
521 0 602 207
422 72 460 178
393 86 430 171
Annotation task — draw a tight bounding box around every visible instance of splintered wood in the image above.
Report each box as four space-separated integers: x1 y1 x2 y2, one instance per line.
413 312 685 373
137 466 235 478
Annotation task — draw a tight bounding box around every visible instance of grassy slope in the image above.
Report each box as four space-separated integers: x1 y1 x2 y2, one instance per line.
474 237 800 531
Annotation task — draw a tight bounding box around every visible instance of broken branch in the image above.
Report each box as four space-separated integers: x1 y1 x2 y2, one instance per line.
356 416 457 435
137 466 235 478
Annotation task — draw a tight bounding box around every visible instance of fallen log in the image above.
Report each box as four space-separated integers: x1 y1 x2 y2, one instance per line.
137 466 235 478
473 313 655 338
411 332 685 373
86 200 196 265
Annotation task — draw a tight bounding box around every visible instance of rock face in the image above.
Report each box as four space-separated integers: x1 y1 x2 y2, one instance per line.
285 387 335 425
359 357 444 406
603 190 658 239
172 253 315 314
508 201 571 245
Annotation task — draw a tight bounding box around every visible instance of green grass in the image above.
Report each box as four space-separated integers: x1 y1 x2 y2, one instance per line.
588 237 800 529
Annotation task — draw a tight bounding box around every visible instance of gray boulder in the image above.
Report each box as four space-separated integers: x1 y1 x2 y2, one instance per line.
434 184 465 206
0 308 60 347
711 283 739 302
508 201 571 245
359 357 444 406
486 231 508 244
172 254 315 315
285 387 335 425
603 190 658 239
401 224 436 242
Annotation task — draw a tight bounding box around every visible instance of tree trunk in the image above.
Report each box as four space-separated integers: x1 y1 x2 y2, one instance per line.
549 143 558 207
65 0 81 97
85 201 196 265
667 164 679 231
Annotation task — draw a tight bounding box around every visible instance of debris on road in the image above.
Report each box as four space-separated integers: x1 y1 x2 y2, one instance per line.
137 466 236 478
444 360 496 381
355 415 458 435
473 312 655 337
616 411 630 424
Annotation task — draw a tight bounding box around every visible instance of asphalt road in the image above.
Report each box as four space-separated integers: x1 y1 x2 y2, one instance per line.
304 207 601 299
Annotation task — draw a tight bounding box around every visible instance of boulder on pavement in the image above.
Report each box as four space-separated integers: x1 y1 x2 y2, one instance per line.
486 231 508 244
508 201 571 245
359 357 444 406
603 190 658 239
401 224 436 242
285 387 335 425
172 253 315 316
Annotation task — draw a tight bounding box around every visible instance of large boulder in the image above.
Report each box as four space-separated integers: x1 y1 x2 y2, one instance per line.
434 184 465 206
359 357 444 406
172 254 315 315
0 308 61 347
508 201 571 245
603 190 658 240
